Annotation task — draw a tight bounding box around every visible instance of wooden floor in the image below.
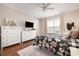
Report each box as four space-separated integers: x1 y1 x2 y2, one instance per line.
0 40 33 56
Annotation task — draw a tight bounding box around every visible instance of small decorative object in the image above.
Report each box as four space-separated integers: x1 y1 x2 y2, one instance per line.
5 17 16 26
7 20 16 26
31 28 35 30
67 22 74 31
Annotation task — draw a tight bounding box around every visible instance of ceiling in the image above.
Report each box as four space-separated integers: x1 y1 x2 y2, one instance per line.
1 3 79 19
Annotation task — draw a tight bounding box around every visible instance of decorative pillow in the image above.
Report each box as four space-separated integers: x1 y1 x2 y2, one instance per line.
71 31 79 39
66 31 72 39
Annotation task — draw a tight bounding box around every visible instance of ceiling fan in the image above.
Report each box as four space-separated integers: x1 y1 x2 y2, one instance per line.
40 3 54 12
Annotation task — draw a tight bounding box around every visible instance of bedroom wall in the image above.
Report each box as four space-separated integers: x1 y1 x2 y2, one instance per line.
1 5 79 35
63 10 79 32
0 6 39 34
37 10 79 35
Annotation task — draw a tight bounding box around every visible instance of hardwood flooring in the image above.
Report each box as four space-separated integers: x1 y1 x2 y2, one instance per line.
0 40 33 56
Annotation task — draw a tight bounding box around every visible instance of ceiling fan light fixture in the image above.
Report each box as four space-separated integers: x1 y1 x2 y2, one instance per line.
40 3 54 12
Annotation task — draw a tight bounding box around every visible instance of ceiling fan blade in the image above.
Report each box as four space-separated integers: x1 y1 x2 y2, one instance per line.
41 3 46 7
40 3 52 12
42 3 46 6
41 3 50 8
46 3 51 7
46 8 54 10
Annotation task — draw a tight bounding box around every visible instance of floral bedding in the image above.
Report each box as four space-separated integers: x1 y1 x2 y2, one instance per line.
33 34 71 56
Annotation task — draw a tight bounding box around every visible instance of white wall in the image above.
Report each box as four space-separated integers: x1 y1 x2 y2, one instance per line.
0 6 39 34
63 10 79 32
37 10 79 34
1 5 79 35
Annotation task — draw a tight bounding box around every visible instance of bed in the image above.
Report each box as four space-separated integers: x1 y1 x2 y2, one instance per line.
33 33 79 56
33 34 71 56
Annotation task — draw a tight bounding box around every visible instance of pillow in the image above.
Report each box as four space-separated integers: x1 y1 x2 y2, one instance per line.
70 31 79 39
66 31 72 39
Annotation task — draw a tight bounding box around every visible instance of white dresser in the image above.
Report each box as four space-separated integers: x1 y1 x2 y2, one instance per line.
1 26 22 50
1 26 37 50
22 30 36 43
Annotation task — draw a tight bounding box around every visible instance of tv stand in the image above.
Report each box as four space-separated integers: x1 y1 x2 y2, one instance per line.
22 30 36 43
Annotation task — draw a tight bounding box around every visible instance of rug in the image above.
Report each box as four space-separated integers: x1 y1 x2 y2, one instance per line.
17 46 54 56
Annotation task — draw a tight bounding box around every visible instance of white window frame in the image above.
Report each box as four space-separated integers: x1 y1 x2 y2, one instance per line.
47 16 60 34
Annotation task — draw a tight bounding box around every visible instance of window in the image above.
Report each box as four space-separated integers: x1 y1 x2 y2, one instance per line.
47 16 60 34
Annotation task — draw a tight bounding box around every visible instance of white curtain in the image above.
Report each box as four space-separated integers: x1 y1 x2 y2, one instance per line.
60 15 64 35
39 19 47 35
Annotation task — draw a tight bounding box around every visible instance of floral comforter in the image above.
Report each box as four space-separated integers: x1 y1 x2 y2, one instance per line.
33 34 71 56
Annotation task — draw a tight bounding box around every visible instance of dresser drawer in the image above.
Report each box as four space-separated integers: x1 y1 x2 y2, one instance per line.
1 26 21 48
2 37 20 47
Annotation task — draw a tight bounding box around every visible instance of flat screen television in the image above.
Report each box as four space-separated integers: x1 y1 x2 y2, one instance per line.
25 21 34 28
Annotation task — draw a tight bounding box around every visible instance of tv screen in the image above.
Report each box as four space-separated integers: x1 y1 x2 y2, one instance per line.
25 21 34 28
